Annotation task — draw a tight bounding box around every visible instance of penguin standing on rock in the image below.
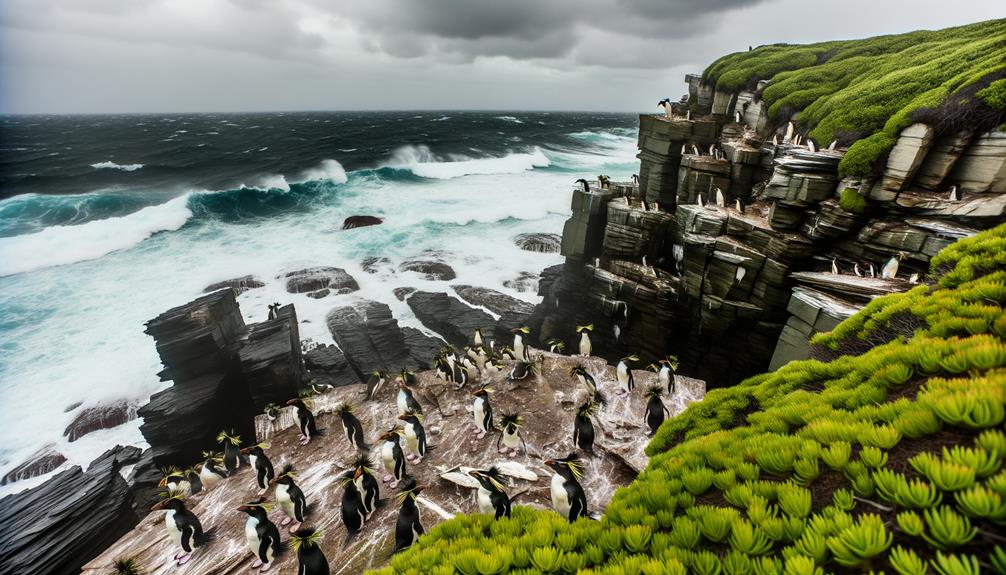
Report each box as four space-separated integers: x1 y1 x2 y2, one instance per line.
469 467 512 518
573 392 607 454
473 327 484 347
644 385 670 436
151 495 214 566
545 339 566 354
576 324 593 357
508 360 535 383
268 303 281 320
471 384 494 439
237 498 284 572
393 478 427 553
159 467 194 499
339 470 367 548
365 371 387 401
271 465 308 533
335 403 368 451
217 430 243 474
197 451 227 489
569 365 597 397
497 413 527 457
544 454 589 522
396 379 423 416
290 528 329 575
574 179 590 193
240 443 275 494
882 251 906 279
399 412 429 463
616 355 639 395
351 454 381 519
650 356 678 396
287 398 320 445
511 326 530 361
379 429 407 488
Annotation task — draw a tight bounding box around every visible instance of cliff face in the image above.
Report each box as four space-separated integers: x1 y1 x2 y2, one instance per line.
531 76 1005 388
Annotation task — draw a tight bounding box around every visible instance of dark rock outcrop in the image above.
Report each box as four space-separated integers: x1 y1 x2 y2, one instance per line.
513 232 562 253
399 258 456 281
303 343 359 389
306 288 330 299
63 400 138 442
343 215 383 229
503 271 539 293
326 300 426 378
361 256 393 274
282 267 359 295
238 303 304 409
1 444 66 485
124 449 163 514
406 291 495 349
202 275 265 295
393 287 417 301
452 284 536 344
0 448 139 575
402 327 446 370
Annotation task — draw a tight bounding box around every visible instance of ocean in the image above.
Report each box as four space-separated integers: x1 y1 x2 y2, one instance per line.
0 111 638 492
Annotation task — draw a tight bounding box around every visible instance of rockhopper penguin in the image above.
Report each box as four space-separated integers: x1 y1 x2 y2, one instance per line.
240 443 275 494
335 403 368 451
339 469 367 548
290 527 329 575
287 398 320 445
511 326 530 361
271 465 308 533
393 477 427 553
237 498 285 572
151 495 214 566
468 467 513 519
399 412 429 463
544 454 589 522
351 453 381 518
645 385 670 436
217 430 243 474
471 384 494 439
569 365 597 397
573 392 607 454
158 467 194 499
576 324 593 357
396 379 423 416
197 451 227 490
365 371 387 401
379 429 407 488
497 413 527 457
616 355 639 395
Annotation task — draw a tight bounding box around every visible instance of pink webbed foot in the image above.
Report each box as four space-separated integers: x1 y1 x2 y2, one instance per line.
288 522 301 534
383 474 392 482
415 456 423 464
251 559 263 568
390 480 399 488
616 388 627 395
406 454 417 462
510 449 519 457
476 431 486 439
176 554 191 566
281 517 292 526
260 562 273 572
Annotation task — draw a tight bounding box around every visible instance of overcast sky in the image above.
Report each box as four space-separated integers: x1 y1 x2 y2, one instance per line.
1 0 1001 114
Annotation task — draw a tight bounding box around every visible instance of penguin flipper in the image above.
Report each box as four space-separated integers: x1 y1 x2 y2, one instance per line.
180 525 195 553
258 534 274 563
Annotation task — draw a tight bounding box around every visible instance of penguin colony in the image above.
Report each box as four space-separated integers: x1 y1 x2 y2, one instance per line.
148 315 683 573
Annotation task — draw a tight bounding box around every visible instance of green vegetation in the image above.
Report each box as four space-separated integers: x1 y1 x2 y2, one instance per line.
838 188 866 215
699 19 1006 177
370 224 1006 575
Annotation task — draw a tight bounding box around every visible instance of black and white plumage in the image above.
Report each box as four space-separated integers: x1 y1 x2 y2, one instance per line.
948 185 960 201
882 252 905 279
340 470 367 547
569 365 597 396
399 412 429 463
511 326 530 361
574 178 590 193
151 496 213 566
657 98 673 118
237 499 284 571
336 403 368 451
545 339 566 354
198 453 227 490
272 465 308 533
240 445 275 493
644 385 670 436
158 467 193 500
544 454 589 522
218 430 243 474
471 385 494 439
393 478 426 553
469 467 512 519
379 430 407 488
287 399 319 445
290 528 329 575
365 371 387 401
573 392 606 454
507 361 533 382
351 454 381 518
497 413 527 457
396 380 423 416
267 302 281 320
650 357 678 395
616 355 638 395
576 324 593 357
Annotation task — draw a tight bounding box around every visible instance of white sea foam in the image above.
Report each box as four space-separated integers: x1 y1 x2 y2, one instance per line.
241 174 291 192
91 161 144 172
297 159 348 184
0 194 193 276
496 115 524 124
385 145 549 179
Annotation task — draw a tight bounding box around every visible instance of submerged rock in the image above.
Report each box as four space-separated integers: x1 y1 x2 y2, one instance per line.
513 232 562 253
399 259 457 281
281 267 360 295
202 275 265 295
343 215 384 229
503 271 539 293
63 400 139 442
0 444 66 485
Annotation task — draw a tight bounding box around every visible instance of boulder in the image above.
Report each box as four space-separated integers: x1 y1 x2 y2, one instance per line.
238 304 304 409
304 343 359 389
881 123 935 193
361 256 393 274
402 327 445 370
513 232 561 253
306 289 330 299
399 259 456 281
451 285 535 317
281 267 359 295
63 400 139 442
393 287 417 301
950 130 1006 193
406 291 496 349
124 449 163 514
1 444 66 485
343 215 383 229
0 449 139 575
769 288 862 370
503 271 539 293
202 275 265 295
326 300 423 378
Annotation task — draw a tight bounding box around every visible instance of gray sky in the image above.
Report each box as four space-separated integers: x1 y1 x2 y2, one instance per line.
1 0 1001 114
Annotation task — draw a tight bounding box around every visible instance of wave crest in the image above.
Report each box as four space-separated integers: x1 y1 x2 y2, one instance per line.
297 159 348 184
382 145 550 180
90 161 144 172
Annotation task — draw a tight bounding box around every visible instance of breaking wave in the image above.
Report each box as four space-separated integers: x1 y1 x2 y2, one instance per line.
382 145 550 180
90 161 144 172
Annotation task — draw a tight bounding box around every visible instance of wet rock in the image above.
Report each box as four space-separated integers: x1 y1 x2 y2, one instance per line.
402 327 446 370
452 285 535 317
63 401 83 413
406 291 495 349
282 267 359 295
361 256 393 274
394 287 417 301
306 288 330 299
304 343 359 389
1 444 66 485
238 304 304 409
1 448 139 575
504 271 539 293
513 232 562 253
202 275 265 295
399 259 456 281
326 299 425 377
124 449 163 514
63 400 139 442
343 215 383 229
86 445 143 473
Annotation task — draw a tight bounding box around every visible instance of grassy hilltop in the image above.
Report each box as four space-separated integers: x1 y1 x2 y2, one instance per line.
701 19 1006 178
371 223 1006 575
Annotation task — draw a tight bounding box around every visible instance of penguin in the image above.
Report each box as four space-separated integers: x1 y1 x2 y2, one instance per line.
271 465 308 533
335 403 368 451
681 143 688 155
645 385 670 435
484 359 504 379
351 453 381 519
290 527 329 575
772 134 779 146
573 392 607 454
393 478 426 553
569 365 597 396
398 412 428 463
267 302 281 320
339 470 367 548
686 110 692 121
472 345 489 374
784 121 794 143
471 384 494 439
948 185 960 201
396 379 423 416
692 144 701 156
868 263 877 279
497 413 527 457
734 110 743 124
616 355 638 395
197 452 227 489
309 379 333 395
735 198 745 214
807 139 817 153
217 430 243 473
544 454 589 522
657 98 672 119
632 174 639 185
854 262 863 277
151 495 213 566
365 371 387 401
546 339 566 354
511 326 530 361
508 361 534 382
882 251 906 279
434 356 452 380
650 356 678 395
697 193 705 208
576 324 593 357
158 467 193 499
909 273 920 284
240 443 275 494
451 361 470 389
831 258 839 275
499 346 517 361
397 369 418 388
468 467 512 519
574 178 590 193
378 429 407 488
287 398 319 445
237 498 284 572
715 187 726 208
